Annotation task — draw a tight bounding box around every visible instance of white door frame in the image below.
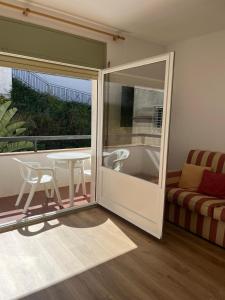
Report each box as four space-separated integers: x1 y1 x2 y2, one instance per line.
96 52 174 238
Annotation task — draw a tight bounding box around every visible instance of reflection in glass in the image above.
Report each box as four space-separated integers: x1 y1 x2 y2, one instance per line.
102 61 166 184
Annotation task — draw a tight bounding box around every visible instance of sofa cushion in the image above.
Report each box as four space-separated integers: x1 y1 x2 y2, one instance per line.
198 170 225 198
213 206 225 222
166 187 225 217
178 163 211 189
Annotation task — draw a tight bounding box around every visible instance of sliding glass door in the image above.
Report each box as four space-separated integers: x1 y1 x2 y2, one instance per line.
0 53 99 227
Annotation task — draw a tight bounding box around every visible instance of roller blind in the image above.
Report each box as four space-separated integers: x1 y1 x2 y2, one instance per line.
0 16 106 76
0 52 98 80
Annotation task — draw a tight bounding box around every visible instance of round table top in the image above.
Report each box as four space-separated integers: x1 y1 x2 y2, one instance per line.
47 151 91 161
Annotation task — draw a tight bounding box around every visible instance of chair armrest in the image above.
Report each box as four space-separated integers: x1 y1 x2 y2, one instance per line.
24 163 54 174
35 167 55 175
36 167 54 171
25 162 41 168
112 157 126 169
113 157 125 164
166 170 182 187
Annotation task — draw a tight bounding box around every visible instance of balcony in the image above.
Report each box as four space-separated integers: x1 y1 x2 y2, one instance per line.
0 134 161 227
0 135 93 226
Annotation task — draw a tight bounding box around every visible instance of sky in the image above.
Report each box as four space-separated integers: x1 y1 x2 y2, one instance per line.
37 72 92 93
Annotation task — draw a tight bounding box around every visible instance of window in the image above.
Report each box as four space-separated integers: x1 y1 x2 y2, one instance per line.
0 66 92 152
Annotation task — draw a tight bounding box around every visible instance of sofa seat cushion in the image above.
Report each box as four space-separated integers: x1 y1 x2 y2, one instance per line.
166 187 225 217
213 206 225 222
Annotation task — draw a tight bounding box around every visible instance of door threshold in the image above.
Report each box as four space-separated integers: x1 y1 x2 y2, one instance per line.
0 202 98 233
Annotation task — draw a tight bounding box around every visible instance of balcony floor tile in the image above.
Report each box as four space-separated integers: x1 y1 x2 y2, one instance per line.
0 184 90 225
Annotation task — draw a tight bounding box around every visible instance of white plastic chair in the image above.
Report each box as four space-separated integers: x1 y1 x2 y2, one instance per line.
104 149 130 171
13 158 63 213
82 149 130 182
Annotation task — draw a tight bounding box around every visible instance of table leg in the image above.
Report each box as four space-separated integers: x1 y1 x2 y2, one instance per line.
81 162 87 196
69 160 75 207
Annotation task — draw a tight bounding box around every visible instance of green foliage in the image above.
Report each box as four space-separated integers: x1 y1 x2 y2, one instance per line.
0 97 33 152
11 79 91 150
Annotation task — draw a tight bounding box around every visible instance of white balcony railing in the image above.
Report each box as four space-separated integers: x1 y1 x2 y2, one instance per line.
12 69 92 105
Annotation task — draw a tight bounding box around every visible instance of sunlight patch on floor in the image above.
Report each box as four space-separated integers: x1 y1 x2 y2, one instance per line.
0 217 137 300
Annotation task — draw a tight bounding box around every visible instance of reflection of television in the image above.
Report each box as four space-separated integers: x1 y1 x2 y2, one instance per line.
120 86 134 127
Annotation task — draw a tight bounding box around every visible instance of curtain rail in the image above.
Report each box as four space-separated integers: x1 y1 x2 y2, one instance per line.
0 1 125 41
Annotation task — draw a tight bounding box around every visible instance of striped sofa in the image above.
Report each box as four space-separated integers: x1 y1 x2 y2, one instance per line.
165 149 225 248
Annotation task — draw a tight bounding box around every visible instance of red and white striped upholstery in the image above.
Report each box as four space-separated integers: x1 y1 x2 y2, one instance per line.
167 187 225 217
165 203 225 247
166 149 225 248
186 149 225 172
213 206 225 222
166 170 182 187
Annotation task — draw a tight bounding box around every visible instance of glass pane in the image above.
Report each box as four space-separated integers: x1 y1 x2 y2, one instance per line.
0 66 92 152
0 64 94 225
102 61 166 184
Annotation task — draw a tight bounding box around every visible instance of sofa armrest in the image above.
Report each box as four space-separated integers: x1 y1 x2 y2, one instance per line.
166 170 182 187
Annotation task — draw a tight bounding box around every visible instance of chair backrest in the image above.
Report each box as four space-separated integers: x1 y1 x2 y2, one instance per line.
105 149 130 171
13 158 38 181
186 150 225 173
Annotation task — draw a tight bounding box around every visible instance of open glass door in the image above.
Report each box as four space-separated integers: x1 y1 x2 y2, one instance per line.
97 53 174 238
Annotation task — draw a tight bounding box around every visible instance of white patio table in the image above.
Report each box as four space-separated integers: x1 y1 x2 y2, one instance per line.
47 151 91 206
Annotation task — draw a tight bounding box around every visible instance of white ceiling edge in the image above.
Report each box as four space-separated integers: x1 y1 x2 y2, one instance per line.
4 0 126 36
1 0 166 47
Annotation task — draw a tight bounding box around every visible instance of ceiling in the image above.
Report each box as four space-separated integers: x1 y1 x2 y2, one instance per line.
17 0 225 45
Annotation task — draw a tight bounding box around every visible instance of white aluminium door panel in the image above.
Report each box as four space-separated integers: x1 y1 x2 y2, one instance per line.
97 53 174 238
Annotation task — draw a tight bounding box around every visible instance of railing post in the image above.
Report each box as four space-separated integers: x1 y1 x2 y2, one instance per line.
47 83 50 94
34 140 38 152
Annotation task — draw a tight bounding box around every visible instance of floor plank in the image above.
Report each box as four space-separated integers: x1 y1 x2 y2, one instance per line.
0 207 225 300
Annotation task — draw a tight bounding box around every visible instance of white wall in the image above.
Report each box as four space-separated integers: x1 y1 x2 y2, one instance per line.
107 36 165 66
167 29 225 169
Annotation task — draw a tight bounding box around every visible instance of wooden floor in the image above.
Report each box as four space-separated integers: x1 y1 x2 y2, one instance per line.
1 207 225 300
